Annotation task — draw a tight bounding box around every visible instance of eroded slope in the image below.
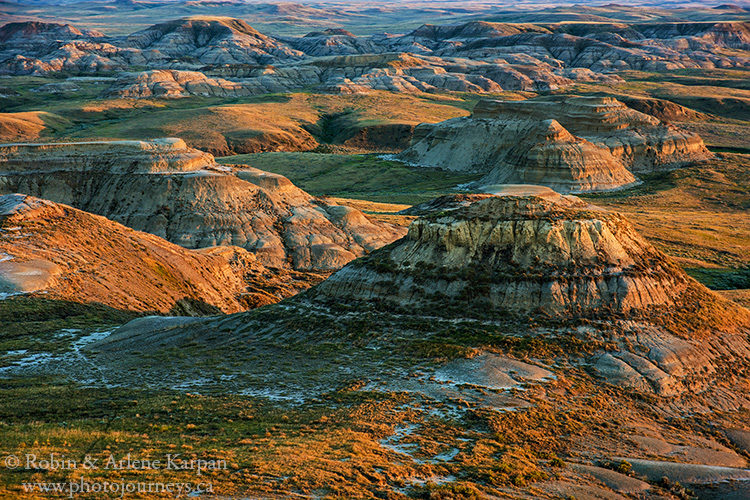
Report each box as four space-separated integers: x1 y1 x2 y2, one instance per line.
0 194 315 313
399 96 711 192
0 139 406 271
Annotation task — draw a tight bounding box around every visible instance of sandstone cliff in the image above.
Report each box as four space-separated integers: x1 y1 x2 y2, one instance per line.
0 139 405 271
470 97 711 173
0 137 215 173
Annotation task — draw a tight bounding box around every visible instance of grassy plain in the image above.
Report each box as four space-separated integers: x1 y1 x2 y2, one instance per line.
0 87 470 155
220 152 481 205
581 154 750 276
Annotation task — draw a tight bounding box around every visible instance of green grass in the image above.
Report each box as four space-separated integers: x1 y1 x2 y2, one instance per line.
218 152 481 204
617 68 750 90
0 297 138 355
707 146 750 154
552 68 750 123
0 377 479 498
0 77 109 115
684 268 750 291
580 170 679 201
0 378 342 498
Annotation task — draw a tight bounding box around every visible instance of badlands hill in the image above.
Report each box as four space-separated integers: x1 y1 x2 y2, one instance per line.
1 17 748 95
398 96 711 193
81 190 750 399
0 111 71 143
0 139 405 271
0 17 302 75
108 52 609 99
4 1 748 36
310 190 750 397
0 194 315 314
315 191 709 316
123 16 303 65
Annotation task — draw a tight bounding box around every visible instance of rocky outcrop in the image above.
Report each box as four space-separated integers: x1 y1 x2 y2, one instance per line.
398 96 711 192
405 21 551 42
84 190 750 401
111 70 262 98
400 186 587 216
0 194 315 313
470 97 711 172
0 22 106 73
0 21 103 46
616 96 709 122
312 193 691 316
401 114 637 193
0 21 136 75
0 17 302 76
0 137 215 173
444 22 750 71
282 29 378 56
0 139 405 271
633 21 750 50
304 52 598 93
109 53 618 99
310 191 750 396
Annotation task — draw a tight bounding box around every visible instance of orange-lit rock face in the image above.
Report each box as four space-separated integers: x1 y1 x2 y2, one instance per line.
0 193 251 313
